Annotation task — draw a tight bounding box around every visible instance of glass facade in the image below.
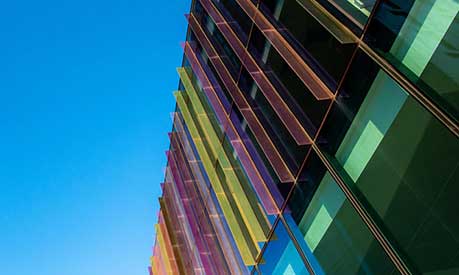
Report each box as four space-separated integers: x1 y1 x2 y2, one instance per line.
150 0 459 274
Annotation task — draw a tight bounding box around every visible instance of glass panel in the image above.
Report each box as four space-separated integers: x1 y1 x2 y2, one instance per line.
319 50 459 274
175 113 251 274
283 150 396 274
366 0 459 122
258 218 310 274
247 26 330 136
212 0 253 44
238 67 310 175
315 0 376 29
197 8 243 79
258 0 356 88
230 105 295 198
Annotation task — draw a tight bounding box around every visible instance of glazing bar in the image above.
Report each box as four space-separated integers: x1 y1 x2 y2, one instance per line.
183 42 281 214
175 92 259 265
233 0 335 100
187 13 295 183
198 0 313 145
178 68 271 241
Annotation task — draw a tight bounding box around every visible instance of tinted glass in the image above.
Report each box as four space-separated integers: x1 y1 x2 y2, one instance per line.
259 0 356 87
247 26 331 137
283 150 396 274
212 0 253 44
366 0 459 122
320 50 459 274
315 0 376 29
238 67 310 175
258 218 310 274
229 106 295 199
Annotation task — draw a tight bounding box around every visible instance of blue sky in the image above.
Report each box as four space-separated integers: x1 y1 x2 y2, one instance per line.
0 0 190 274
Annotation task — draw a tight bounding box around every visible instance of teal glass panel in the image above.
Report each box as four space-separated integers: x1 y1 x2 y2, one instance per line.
366 0 459 121
320 51 459 273
258 218 310 274
284 151 396 275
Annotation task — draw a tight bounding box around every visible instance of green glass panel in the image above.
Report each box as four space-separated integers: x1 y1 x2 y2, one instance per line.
333 68 459 273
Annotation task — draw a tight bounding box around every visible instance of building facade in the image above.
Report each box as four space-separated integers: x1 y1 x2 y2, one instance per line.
150 0 459 274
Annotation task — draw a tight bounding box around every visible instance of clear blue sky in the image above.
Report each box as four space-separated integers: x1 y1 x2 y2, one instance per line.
0 0 190 274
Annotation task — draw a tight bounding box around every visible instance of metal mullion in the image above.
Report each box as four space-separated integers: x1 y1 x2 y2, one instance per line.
359 42 459 137
311 143 412 275
279 214 316 275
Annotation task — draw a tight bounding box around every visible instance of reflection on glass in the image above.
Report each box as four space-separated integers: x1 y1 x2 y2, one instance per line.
284 151 396 275
320 51 459 274
258 218 310 274
366 0 459 120
325 0 375 24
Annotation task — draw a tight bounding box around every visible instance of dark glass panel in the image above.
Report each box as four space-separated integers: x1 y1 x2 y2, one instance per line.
319 50 459 274
314 0 364 35
247 26 330 137
258 0 356 86
238 67 309 175
317 49 380 153
212 0 253 44
196 10 243 79
229 105 294 199
284 151 397 274
315 0 376 29
366 0 459 122
221 134 278 223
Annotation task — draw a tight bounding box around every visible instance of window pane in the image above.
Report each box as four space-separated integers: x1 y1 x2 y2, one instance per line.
316 0 376 28
246 26 331 137
319 50 459 274
366 0 459 121
284 151 396 275
258 218 310 274
259 0 356 87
